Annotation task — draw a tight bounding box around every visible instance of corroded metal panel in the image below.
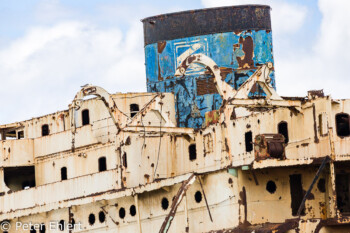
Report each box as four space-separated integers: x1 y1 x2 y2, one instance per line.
144 6 275 128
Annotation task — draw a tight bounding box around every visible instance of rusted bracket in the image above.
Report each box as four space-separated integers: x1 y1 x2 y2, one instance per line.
159 174 196 233
297 156 330 216
198 176 213 222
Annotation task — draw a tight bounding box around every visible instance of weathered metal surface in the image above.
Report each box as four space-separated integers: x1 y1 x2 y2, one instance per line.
0 4 350 233
144 6 275 127
142 5 271 45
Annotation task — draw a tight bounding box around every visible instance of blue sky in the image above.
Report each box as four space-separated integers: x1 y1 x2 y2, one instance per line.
0 0 349 124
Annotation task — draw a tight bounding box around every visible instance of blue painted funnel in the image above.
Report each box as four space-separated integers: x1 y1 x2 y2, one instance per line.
142 5 275 128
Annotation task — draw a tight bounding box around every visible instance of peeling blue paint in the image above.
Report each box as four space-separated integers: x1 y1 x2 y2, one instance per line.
145 30 275 128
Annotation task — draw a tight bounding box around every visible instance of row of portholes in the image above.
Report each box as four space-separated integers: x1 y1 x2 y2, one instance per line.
116 191 203 220
88 211 106 225
25 191 204 232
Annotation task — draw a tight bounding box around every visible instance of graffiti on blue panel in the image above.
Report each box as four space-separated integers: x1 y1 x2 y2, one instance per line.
174 38 209 75
145 29 275 128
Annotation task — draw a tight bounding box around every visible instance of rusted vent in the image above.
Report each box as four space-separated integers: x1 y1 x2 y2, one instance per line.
195 191 202 203
254 134 285 160
196 77 218 96
266 180 276 194
82 109 90 126
88 213 95 225
119 207 126 219
161 197 169 210
130 205 137 216
336 113 350 137
99 211 106 223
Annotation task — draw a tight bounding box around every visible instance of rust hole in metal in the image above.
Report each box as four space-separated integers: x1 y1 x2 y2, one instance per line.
278 121 289 144
88 213 96 225
245 131 253 152
317 178 326 193
98 157 107 172
336 113 350 137
161 197 169 210
130 104 139 118
99 211 106 223
61 167 67 181
189 144 197 161
194 191 203 203
82 109 90 126
266 180 276 194
119 207 126 219
130 205 136 216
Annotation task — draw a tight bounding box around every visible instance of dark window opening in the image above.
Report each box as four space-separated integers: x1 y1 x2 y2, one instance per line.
99 211 106 223
61 167 67 181
195 191 202 203
266 180 277 194
161 197 169 210
17 131 24 139
98 157 107 172
82 109 90 126
189 144 197 161
39 224 46 233
130 104 140 117
130 205 136 216
278 121 289 144
6 130 17 139
245 131 253 152
88 213 95 225
30 226 37 233
4 166 35 191
318 178 326 193
289 174 305 216
59 220 65 231
336 174 350 213
41 124 49 136
122 152 127 168
336 113 350 137
119 207 126 219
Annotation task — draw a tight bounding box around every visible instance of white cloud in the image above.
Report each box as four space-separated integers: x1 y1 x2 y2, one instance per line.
201 0 307 35
0 21 145 124
201 0 350 99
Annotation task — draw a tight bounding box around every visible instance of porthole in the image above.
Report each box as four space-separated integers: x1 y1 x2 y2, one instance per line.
99 211 106 223
119 207 126 219
88 213 95 225
266 180 277 194
130 205 137 216
194 191 203 203
161 197 169 210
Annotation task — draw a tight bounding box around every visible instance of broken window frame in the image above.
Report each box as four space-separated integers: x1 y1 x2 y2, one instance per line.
41 124 50 137
335 113 350 137
130 103 140 118
277 121 289 144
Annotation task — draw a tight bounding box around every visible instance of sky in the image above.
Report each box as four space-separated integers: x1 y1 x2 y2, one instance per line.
0 0 349 124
